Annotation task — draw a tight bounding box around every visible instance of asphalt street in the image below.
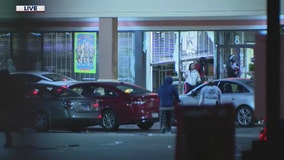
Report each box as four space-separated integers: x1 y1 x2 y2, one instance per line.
0 124 261 160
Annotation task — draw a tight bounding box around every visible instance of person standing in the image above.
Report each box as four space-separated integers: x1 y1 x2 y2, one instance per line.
0 69 13 147
227 55 241 77
195 57 206 82
199 79 222 106
158 76 181 133
0 69 26 148
182 63 201 94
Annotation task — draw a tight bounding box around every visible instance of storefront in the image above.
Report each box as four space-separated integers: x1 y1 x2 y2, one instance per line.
0 24 262 92
143 30 259 92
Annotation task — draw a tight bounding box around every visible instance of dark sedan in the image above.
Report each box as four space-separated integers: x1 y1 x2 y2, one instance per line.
24 83 102 131
68 81 160 131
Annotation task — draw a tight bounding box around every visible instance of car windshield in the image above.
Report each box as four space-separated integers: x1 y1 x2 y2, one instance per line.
114 84 152 94
43 73 75 82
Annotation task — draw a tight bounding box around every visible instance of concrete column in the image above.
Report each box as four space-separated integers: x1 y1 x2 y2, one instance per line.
98 17 118 80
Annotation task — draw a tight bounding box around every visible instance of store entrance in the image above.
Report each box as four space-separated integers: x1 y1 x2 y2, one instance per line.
216 45 255 79
152 63 176 93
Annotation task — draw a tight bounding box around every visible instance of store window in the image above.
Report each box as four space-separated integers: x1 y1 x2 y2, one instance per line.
180 31 215 80
43 32 74 78
118 32 135 84
12 32 42 71
0 33 11 70
151 31 178 64
2 31 136 83
180 31 214 61
43 32 100 81
143 31 215 92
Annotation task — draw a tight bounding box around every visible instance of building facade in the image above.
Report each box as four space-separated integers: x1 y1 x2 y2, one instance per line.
0 0 281 92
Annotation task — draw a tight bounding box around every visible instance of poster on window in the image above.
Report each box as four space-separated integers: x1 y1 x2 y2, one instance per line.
74 32 96 73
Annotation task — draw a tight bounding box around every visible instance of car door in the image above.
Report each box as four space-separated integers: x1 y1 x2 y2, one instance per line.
218 81 238 107
180 85 204 106
91 85 133 122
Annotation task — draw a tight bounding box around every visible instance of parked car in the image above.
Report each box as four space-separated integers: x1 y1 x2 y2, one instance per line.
179 78 255 127
68 81 160 131
11 71 78 86
24 83 102 131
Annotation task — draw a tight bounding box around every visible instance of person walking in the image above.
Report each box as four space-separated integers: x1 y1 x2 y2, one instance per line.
158 76 181 133
199 78 222 106
182 63 201 94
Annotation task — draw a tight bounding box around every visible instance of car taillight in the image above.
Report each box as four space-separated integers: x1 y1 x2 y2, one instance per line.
259 128 267 141
259 117 267 141
92 102 99 111
32 89 39 95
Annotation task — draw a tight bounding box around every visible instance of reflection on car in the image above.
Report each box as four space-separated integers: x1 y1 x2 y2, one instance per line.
179 78 255 127
24 83 102 131
11 71 78 86
68 81 160 131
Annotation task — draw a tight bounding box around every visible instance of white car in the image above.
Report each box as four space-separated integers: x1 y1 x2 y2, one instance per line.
179 78 255 127
10 71 78 86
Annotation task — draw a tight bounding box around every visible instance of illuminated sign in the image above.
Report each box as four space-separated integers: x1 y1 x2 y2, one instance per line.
74 32 97 74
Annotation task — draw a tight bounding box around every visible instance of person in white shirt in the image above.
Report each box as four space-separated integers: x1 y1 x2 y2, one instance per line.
182 63 201 94
199 79 222 106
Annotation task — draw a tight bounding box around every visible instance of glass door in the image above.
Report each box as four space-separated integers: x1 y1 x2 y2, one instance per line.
217 45 254 79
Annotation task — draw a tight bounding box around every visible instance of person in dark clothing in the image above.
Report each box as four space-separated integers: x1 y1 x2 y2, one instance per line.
227 55 240 77
158 76 181 133
0 69 13 147
0 69 26 148
195 57 206 82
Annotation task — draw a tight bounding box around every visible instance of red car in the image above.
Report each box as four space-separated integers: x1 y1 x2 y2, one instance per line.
68 81 160 131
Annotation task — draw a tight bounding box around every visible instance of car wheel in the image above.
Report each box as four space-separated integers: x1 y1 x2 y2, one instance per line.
137 122 154 130
235 105 254 127
34 112 49 131
101 110 119 131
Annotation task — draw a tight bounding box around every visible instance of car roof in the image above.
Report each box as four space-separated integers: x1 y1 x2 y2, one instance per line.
216 78 254 86
69 80 152 92
71 80 138 87
11 71 77 81
26 83 78 92
11 71 58 75
199 78 252 84
218 77 253 82
189 78 253 90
